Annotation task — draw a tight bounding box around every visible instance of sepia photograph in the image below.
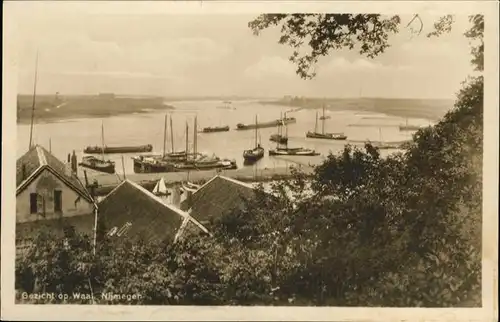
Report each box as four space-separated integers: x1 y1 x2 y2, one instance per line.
2 1 498 321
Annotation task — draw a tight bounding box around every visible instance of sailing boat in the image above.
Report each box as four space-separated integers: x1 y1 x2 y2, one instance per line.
132 113 189 173
270 112 319 156
399 118 421 131
243 115 265 163
269 112 289 144
152 177 169 197
79 121 116 174
162 114 188 160
306 105 347 140
369 127 400 150
174 116 237 171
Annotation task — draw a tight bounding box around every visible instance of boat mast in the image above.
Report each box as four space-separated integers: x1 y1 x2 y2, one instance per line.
28 51 39 150
314 111 318 133
284 112 289 138
194 115 198 156
170 115 174 153
322 104 325 135
254 114 258 148
279 112 283 137
101 121 105 161
185 121 189 160
162 113 167 157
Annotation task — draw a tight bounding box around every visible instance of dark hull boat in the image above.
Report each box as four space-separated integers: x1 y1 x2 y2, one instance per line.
399 125 421 131
306 105 347 140
84 144 153 154
269 147 319 156
236 117 296 131
269 134 288 144
319 115 331 120
132 156 176 173
243 115 265 165
306 131 347 140
173 159 237 171
132 151 193 173
399 119 421 131
243 146 264 164
79 156 115 174
202 126 230 133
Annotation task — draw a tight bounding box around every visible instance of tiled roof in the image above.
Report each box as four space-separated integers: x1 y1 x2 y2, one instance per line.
16 145 92 202
16 147 41 187
180 175 256 224
97 179 208 244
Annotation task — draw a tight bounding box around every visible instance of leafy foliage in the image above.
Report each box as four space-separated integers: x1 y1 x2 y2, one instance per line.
248 14 401 79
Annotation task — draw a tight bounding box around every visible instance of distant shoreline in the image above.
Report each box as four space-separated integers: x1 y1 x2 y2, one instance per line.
259 97 453 121
16 95 175 125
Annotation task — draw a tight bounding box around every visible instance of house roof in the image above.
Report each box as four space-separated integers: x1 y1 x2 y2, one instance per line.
180 175 257 223
16 145 93 203
98 179 209 243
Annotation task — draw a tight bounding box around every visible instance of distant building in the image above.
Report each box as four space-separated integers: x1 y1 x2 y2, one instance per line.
97 179 209 244
180 175 257 226
16 145 95 254
98 93 115 99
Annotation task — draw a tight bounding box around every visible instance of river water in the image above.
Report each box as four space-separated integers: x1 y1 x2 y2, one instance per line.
17 100 432 176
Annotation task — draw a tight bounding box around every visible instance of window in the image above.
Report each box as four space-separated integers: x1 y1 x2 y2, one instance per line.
30 193 38 214
54 190 62 212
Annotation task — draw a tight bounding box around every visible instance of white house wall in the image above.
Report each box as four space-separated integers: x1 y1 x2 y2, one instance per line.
16 168 94 223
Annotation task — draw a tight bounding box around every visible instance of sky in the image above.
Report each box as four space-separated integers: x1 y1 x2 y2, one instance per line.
13 5 476 99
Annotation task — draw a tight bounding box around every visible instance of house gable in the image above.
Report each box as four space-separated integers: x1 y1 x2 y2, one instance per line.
16 145 92 203
16 167 95 223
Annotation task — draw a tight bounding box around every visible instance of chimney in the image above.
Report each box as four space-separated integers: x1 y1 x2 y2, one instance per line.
64 163 73 177
71 150 78 175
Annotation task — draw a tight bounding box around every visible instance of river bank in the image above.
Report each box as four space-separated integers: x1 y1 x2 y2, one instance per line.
17 95 174 124
83 164 315 196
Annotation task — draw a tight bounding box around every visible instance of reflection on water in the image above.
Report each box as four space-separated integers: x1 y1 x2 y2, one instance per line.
17 100 429 176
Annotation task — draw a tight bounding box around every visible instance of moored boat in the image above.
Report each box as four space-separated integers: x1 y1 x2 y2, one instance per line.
269 147 319 156
84 144 153 154
243 115 265 164
236 117 296 131
306 131 347 140
173 158 237 171
132 155 176 173
269 134 288 144
399 118 421 131
79 155 116 174
173 116 238 172
202 125 230 133
306 106 347 140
